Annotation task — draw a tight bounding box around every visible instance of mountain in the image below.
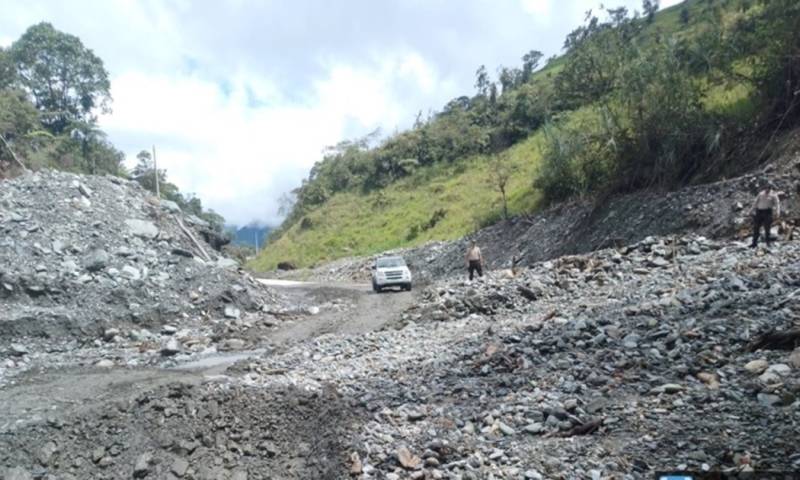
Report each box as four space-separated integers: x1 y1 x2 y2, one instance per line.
251 0 799 271
227 224 273 250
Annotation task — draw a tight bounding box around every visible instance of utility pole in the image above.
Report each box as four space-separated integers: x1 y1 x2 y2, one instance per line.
152 145 160 198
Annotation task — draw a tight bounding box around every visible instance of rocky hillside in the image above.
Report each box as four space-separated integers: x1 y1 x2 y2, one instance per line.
270 128 800 286
0 169 283 358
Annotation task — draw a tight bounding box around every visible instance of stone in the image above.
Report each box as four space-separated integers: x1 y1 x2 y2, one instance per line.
523 423 544 434
2 467 33 480
37 441 57 465
497 421 516 436
160 199 181 213
171 457 189 477
84 249 109 272
524 470 544 480
10 343 28 356
133 452 152 478
757 393 782 407
92 447 106 463
224 307 241 319
161 325 178 335
161 338 181 356
789 348 800 369
397 447 422 469
765 364 791 376
744 359 769 374
121 265 141 281
77 183 93 198
125 219 159 239
217 257 238 268
103 328 120 341
95 359 115 368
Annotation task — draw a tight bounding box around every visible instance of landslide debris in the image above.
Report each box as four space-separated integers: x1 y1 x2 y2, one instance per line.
242 235 800 477
0 170 282 370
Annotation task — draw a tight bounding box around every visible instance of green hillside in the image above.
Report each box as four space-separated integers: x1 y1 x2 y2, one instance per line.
253 0 800 270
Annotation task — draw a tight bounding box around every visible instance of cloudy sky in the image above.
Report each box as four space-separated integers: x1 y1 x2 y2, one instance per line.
1 0 682 226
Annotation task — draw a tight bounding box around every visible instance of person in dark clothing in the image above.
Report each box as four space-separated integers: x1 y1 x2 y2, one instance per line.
750 182 781 248
465 241 483 280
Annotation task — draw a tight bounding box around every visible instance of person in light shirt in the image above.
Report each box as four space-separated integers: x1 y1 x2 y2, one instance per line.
465 240 483 280
749 181 781 249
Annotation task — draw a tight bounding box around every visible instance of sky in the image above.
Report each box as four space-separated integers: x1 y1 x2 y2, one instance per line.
1 0 683 226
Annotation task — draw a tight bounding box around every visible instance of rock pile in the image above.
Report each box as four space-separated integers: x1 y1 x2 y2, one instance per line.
0 170 282 365
242 234 800 477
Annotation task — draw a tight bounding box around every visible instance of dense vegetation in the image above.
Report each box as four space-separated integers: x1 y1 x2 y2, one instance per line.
0 22 225 230
257 0 800 270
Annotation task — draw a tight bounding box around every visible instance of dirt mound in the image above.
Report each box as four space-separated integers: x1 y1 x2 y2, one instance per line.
0 382 359 480
0 169 282 345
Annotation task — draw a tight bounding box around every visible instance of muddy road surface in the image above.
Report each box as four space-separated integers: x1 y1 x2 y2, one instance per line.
0 280 415 480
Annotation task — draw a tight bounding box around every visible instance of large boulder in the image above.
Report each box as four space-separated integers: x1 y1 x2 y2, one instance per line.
125 219 159 239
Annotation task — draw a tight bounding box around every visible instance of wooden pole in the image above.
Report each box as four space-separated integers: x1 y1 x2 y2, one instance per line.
0 134 28 172
152 145 160 198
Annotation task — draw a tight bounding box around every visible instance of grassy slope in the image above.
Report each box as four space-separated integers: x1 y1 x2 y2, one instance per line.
252 0 749 271
251 134 545 269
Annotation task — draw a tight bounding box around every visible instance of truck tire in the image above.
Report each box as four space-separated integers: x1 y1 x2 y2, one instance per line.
372 280 382 293
404 283 412 291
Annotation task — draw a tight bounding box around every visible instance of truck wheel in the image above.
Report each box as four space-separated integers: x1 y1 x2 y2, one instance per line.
405 283 412 291
372 281 381 293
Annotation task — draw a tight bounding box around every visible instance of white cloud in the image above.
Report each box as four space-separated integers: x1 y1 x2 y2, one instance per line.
520 0 553 19
100 50 448 225
3 0 692 226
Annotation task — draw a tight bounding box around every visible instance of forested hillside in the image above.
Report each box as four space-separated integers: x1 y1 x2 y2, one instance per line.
0 22 225 231
253 0 800 270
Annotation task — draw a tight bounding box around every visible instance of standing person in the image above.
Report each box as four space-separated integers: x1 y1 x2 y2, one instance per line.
465 240 483 280
750 181 781 249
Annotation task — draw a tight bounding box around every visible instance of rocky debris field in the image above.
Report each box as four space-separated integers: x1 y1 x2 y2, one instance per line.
0 170 288 385
2 169 800 480
180 235 800 478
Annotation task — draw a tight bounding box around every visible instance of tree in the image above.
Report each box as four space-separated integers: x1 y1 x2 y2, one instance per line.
521 50 543 83
642 0 660 23
10 22 111 134
679 6 691 25
489 154 515 220
0 47 15 89
474 65 490 96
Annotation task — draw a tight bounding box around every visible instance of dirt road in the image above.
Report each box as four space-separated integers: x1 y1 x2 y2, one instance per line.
0 279 415 436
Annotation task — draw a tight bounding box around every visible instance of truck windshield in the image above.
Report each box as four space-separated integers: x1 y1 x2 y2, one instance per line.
376 257 406 268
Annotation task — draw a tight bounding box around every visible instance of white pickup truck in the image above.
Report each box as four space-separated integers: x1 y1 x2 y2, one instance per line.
371 255 412 292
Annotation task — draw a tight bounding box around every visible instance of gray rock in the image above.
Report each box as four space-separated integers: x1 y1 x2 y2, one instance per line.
171 457 189 477
133 452 152 478
161 338 182 356
757 393 782 407
121 265 141 281
84 249 109 272
217 257 238 269
524 470 543 480
224 306 241 319
2 467 33 480
160 199 181 213
161 325 178 335
10 343 28 356
77 183 93 198
125 219 159 239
